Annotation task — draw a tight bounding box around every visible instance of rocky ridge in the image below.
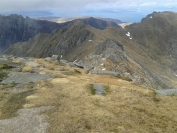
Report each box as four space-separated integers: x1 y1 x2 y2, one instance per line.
3 11 177 90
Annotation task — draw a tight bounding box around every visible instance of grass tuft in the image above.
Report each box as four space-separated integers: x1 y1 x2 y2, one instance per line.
104 85 111 95
74 69 81 74
0 71 8 81
22 66 32 72
87 84 96 95
0 63 12 70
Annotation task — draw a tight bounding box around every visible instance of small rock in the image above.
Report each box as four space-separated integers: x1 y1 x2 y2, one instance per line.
93 83 106 95
59 59 68 65
44 57 52 61
51 55 60 61
54 68 65 71
90 69 120 77
156 89 177 96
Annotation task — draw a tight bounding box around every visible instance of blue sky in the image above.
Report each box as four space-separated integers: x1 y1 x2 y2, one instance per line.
0 0 177 22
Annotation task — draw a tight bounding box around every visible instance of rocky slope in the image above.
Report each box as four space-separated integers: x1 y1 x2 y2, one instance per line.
0 14 121 53
0 14 64 52
4 11 177 90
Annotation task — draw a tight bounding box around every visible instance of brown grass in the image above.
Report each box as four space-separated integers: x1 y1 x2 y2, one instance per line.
22 66 32 72
1 59 177 132
0 90 34 119
20 59 177 133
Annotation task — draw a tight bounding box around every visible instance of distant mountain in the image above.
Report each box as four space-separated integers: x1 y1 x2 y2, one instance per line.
37 16 122 30
0 14 63 53
0 14 122 53
36 16 123 25
97 17 122 24
77 17 121 30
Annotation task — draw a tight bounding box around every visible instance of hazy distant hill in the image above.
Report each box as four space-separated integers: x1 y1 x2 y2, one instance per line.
5 11 177 90
98 17 122 24
37 16 123 24
37 16 121 30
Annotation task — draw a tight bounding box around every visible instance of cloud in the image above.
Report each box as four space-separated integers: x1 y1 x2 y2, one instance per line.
1 0 177 22
1 0 177 12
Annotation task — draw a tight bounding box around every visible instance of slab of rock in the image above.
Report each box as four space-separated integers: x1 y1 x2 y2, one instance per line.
44 57 52 61
59 59 68 65
1 72 54 84
0 106 54 133
90 69 120 77
54 68 65 71
156 89 177 96
83 64 94 71
93 83 106 95
51 55 59 61
66 62 77 67
73 62 84 68
0 59 22 68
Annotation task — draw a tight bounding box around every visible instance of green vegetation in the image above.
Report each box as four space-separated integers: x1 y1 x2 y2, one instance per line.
0 63 12 70
87 84 96 95
104 85 111 95
0 90 34 119
0 71 7 81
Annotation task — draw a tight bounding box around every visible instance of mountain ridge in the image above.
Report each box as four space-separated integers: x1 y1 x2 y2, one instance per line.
0 14 122 53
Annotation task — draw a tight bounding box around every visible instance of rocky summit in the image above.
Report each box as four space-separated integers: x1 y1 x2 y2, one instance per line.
1 11 177 133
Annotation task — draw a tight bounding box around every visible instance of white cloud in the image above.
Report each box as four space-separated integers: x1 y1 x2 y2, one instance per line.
0 0 177 13
1 0 177 22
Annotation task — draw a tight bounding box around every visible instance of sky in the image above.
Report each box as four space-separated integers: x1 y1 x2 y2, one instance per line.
0 0 177 22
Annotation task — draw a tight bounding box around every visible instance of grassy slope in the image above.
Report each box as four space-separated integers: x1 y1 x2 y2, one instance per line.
20 59 177 133
0 59 177 132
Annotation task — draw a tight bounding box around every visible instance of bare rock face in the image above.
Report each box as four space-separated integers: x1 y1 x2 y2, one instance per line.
0 14 61 52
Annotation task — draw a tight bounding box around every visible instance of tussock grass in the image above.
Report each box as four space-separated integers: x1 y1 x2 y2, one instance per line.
87 84 95 95
22 66 32 72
